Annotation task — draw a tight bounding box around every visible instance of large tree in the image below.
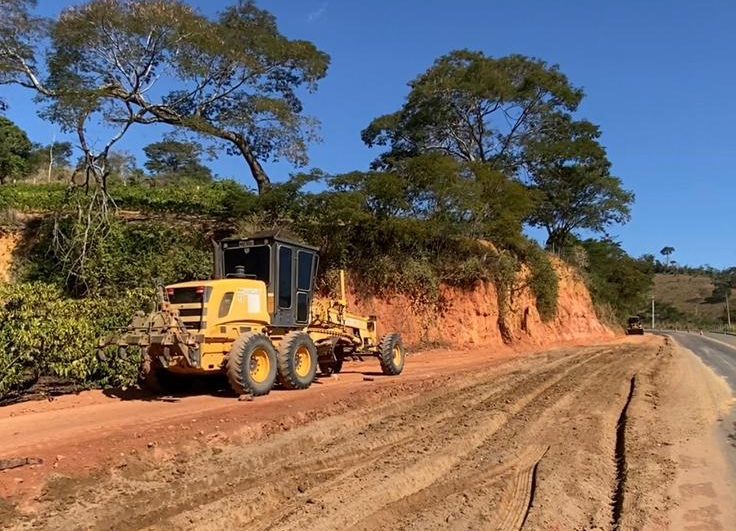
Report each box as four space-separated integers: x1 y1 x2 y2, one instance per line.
0 116 33 184
28 141 73 181
0 0 329 194
524 113 633 250
362 50 583 172
1 0 148 201
45 0 329 193
143 140 212 183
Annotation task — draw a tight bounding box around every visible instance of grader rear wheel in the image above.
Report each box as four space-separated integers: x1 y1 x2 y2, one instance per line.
378 333 405 376
277 331 318 390
227 333 278 396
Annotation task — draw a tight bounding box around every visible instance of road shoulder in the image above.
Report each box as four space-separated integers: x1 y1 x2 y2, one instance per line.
627 339 735 529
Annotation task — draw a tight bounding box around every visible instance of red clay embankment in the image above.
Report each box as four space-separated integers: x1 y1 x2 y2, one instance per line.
350 258 612 349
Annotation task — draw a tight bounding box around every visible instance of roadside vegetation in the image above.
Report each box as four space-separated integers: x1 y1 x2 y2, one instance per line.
0 0 650 398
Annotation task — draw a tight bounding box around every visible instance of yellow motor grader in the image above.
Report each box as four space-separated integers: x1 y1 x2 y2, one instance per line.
113 231 404 396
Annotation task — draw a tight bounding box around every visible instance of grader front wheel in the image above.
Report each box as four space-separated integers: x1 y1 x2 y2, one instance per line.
379 333 405 376
138 357 164 394
277 331 318 390
227 333 278 396
138 357 191 395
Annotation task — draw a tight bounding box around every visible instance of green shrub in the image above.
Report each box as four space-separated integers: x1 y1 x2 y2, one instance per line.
0 181 257 218
0 283 150 398
361 256 440 305
111 180 254 216
0 182 67 211
23 217 212 297
440 255 493 288
525 246 559 322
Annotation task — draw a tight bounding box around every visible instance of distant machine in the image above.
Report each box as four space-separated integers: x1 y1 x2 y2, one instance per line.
626 316 645 335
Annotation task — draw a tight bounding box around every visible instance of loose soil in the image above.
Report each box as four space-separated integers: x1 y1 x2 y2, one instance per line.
0 335 733 530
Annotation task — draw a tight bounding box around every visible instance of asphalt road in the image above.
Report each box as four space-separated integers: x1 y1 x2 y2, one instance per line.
669 331 736 391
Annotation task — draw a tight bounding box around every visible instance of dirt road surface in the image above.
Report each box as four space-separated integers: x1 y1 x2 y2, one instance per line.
1 335 734 530
667 332 736 529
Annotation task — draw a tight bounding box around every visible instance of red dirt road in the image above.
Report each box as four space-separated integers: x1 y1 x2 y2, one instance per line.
0 339 556 500
1 334 734 530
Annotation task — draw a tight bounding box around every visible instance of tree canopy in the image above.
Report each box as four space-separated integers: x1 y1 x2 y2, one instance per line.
523 113 634 250
143 140 213 184
360 49 632 248
47 0 329 193
362 50 582 172
580 238 654 319
0 0 330 194
0 116 33 184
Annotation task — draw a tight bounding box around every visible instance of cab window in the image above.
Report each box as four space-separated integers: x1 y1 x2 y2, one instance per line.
278 246 293 309
223 245 270 283
297 251 314 291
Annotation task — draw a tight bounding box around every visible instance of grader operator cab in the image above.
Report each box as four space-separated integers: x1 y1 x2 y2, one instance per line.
114 231 404 396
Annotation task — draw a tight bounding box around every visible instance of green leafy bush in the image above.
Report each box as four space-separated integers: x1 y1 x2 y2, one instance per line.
23 217 212 297
0 181 257 218
0 182 67 211
525 246 559 322
0 283 150 398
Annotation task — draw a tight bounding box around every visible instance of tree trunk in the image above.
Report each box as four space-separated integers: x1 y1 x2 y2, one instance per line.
236 141 272 195
546 231 564 254
48 135 55 183
124 92 273 194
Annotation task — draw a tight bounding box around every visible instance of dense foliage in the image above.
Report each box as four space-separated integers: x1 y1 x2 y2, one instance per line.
0 283 151 397
143 140 213 184
0 116 33 184
572 239 655 323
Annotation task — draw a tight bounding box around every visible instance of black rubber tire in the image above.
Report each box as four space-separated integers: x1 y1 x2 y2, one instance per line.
277 331 318 390
378 333 405 376
226 333 278 396
319 358 344 376
138 357 163 393
138 357 191 395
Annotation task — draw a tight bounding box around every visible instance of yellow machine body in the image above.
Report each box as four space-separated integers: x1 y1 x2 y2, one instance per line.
114 231 401 395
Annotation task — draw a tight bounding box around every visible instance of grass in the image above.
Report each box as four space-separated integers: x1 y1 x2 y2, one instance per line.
653 273 726 323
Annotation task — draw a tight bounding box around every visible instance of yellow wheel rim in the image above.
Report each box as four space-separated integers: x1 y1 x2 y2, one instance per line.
294 345 312 378
392 344 403 366
249 348 271 384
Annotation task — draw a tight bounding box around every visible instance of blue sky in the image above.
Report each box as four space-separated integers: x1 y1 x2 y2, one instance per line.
3 0 735 268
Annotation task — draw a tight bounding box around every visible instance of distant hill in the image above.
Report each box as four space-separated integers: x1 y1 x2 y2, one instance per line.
653 273 728 325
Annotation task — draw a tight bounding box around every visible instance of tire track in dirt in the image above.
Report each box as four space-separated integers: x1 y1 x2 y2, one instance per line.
518 345 658 530
350 343 658 530
5 343 664 531
494 445 548 531
8 347 599 531
611 375 636 530
238 349 613 531
142 348 605 531
345 347 630 531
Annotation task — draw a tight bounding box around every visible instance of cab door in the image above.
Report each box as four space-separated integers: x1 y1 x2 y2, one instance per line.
295 250 317 324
